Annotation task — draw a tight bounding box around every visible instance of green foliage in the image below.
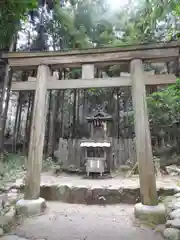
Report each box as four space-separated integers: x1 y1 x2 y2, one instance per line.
0 0 37 50
147 79 180 139
1 154 25 184
148 79 180 119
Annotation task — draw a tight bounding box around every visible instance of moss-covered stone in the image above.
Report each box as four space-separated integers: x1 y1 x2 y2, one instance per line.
134 203 166 225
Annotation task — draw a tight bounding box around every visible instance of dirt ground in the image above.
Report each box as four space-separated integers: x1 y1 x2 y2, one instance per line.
8 202 164 240
14 171 180 190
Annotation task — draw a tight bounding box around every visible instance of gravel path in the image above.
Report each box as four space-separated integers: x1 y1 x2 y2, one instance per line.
2 202 164 240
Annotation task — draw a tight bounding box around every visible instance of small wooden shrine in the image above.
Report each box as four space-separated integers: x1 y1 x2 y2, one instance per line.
80 107 113 176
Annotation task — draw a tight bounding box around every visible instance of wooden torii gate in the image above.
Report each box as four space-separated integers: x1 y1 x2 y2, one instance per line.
2 41 179 214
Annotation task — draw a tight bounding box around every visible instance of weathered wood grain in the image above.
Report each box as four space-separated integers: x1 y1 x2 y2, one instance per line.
24 65 50 200
131 59 158 206
11 74 177 91
3 41 180 69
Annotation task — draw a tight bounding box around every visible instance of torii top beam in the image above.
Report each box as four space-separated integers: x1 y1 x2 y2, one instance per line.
1 41 180 70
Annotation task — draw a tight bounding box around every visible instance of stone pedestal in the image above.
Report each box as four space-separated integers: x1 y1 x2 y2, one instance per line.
134 203 166 224
16 198 46 218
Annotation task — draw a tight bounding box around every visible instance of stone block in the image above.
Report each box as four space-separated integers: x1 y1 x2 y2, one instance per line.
134 203 166 224
16 198 46 218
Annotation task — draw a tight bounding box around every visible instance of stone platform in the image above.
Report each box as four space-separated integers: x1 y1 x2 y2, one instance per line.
12 173 180 205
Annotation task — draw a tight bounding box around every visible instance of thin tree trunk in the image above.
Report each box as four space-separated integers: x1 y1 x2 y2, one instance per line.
13 93 21 152
27 91 35 153
76 90 80 124
45 91 51 155
59 69 66 138
16 99 23 142
116 88 120 139
54 90 61 145
47 90 58 157
0 66 13 161
23 92 31 155
0 36 17 162
83 90 88 121
72 89 77 138
54 70 63 143
59 90 65 138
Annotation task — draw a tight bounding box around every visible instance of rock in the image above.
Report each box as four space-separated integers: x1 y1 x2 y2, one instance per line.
53 165 62 174
0 206 16 233
166 219 180 229
170 209 180 220
5 206 16 221
56 185 72 202
174 193 180 198
163 228 180 240
175 187 180 193
166 165 180 176
134 203 166 225
16 198 46 218
7 192 18 205
118 165 131 172
169 201 180 211
0 227 3 236
154 224 165 233
71 187 88 204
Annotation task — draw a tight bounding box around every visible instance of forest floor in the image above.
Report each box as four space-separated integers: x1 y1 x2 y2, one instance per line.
14 170 180 192
0 154 177 240
2 153 180 190
0 154 55 188
1 153 180 205
6 202 164 240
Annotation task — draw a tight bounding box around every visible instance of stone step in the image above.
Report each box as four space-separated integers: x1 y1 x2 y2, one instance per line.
11 175 180 205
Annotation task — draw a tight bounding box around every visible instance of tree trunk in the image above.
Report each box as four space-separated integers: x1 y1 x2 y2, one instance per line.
27 91 35 153
0 65 13 161
72 89 77 138
116 88 120 139
45 90 52 155
13 93 20 153
0 36 17 162
54 70 63 143
47 90 58 157
83 90 88 122
23 92 32 155
59 90 65 138
13 92 24 152
76 90 80 124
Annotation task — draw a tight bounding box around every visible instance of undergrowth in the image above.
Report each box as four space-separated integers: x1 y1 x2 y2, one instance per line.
3 153 26 183
0 153 56 187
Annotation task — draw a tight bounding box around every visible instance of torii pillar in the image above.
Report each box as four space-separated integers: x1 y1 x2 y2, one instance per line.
131 59 166 224
16 64 50 217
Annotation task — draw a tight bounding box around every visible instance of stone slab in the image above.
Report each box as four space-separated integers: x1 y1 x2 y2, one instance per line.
134 203 166 224
16 198 46 218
